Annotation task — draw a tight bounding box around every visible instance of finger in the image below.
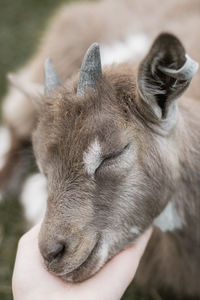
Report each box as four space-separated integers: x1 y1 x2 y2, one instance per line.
12 223 69 297
81 227 152 300
12 224 41 279
13 223 42 275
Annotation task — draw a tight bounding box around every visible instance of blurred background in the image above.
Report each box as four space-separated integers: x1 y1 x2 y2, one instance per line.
0 1 73 299
0 1 151 299
0 0 199 299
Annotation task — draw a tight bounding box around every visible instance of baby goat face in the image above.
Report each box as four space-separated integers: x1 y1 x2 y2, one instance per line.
32 33 198 282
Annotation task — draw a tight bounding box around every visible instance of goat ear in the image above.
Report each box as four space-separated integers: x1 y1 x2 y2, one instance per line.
7 73 43 109
137 33 199 121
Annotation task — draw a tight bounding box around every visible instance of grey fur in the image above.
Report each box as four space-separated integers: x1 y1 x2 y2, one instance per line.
77 43 102 95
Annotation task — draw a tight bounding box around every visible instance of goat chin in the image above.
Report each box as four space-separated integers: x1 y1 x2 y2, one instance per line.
51 240 109 283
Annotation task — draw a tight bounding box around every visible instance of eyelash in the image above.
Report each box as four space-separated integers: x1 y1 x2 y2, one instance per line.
95 144 130 173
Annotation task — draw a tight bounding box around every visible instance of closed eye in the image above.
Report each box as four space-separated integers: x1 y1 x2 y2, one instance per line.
95 143 130 173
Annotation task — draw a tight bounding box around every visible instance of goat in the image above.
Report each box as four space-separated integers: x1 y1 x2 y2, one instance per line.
1 0 200 298
31 33 200 297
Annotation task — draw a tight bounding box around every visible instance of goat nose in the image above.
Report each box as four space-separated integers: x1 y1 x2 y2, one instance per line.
43 242 65 264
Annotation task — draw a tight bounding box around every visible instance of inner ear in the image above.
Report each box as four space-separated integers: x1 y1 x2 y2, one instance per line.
137 33 198 120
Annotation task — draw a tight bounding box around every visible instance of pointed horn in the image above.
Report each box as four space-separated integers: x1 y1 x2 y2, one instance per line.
77 43 102 95
44 58 61 94
159 54 199 81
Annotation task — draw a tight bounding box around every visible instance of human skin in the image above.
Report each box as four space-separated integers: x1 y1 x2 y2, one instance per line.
12 224 152 300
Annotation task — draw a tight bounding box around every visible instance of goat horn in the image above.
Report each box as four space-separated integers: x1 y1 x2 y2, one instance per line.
44 58 61 94
77 42 102 95
159 54 199 81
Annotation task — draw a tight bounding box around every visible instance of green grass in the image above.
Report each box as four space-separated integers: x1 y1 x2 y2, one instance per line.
0 1 160 299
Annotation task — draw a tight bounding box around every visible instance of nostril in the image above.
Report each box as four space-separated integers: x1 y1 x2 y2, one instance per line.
44 242 65 264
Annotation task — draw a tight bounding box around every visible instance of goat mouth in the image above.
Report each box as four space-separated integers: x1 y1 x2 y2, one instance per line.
57 240 100 280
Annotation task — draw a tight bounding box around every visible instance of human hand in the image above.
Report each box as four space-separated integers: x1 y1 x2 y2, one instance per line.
12 224 152 300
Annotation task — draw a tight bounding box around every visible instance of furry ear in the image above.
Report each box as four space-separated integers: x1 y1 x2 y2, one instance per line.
7 73 43 109
137 33 198 121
